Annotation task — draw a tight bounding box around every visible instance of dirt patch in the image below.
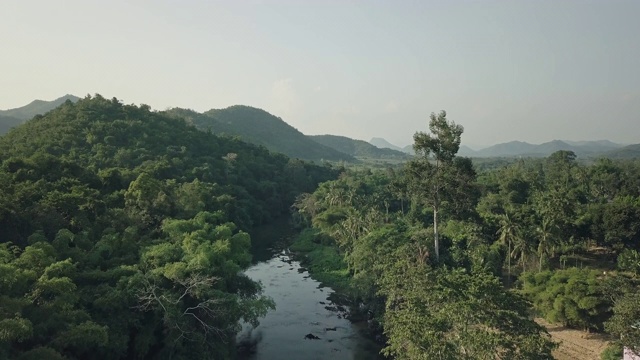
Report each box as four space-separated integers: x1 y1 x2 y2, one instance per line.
536 318 610 360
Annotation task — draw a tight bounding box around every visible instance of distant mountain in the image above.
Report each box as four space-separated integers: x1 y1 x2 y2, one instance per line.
473 140 624 158
458 145 477 157
165 106 356 162
603 144 640 159
369 137 404 152
0 94 80 135
475 141 538 157
402 144 414 155
401 143 475 157
563 140 621 148
309 134 410 160
0 94 80 120
0 115 22 135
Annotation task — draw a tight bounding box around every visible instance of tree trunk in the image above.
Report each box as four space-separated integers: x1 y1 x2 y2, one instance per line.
539 254 543 272
507 240 511 284
434 206 439 261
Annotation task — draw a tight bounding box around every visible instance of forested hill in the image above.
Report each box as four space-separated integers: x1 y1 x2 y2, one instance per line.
0 114 22 135
604 143 640 159
369 137 404 152
0 95 339 359
165 106 356 162
309 134 411 160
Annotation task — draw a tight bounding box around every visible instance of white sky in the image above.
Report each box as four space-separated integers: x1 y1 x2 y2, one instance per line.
1 0 638 147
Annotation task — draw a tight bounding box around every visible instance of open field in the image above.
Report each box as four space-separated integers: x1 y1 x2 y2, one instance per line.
537 318 611 360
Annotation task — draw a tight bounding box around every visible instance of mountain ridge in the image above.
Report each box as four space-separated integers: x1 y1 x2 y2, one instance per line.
309 134 410 160
369 137 404 152
3 95 633 159
0 94 80 120
603 143 640 159
0 94 81 135
165 105 356 162
369 136 627 158
473 139 624 157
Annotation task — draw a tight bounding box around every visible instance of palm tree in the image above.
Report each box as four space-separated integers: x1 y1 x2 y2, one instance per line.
511 234 533 273
536 217 559 271
497 212 521 283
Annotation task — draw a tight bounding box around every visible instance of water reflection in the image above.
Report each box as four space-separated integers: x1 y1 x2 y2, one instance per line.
237 246 380 360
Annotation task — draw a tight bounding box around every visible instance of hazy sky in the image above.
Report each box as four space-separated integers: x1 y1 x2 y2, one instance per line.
1 1 638 147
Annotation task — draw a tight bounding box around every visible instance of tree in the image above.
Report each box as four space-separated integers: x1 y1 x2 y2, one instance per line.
617 249 640 275
497 212 521 282
536 217 560 271
407 110 464 261
521 268 610 331
380 264 556 359
605 290 640 356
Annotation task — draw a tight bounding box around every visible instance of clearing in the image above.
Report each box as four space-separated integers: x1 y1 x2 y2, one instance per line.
537 318 610 360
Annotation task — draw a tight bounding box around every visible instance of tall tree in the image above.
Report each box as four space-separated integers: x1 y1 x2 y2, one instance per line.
407 111 464 261
381 264 556 359
497 212 522 282
536 217 559 272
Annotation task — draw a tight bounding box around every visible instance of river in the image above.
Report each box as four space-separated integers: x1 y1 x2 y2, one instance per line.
236 219 381 360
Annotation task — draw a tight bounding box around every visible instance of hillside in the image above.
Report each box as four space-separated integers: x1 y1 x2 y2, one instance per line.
402 144 414 155
475 141 538 157
0 94 80 135
165 106 355 163
604 143 640 159
457 145 477 157
0 115 22 135
369 137 404 152
309 134 410 160
0 94 339 359
0 94 80 120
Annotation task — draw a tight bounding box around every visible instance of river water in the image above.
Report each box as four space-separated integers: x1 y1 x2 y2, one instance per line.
237 220 381 360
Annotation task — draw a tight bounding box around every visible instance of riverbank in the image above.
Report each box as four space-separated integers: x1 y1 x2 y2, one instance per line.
237 220 383 359
289 228 352 293
289 228 387 350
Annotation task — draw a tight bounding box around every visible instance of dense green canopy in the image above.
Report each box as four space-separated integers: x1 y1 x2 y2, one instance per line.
0 95 339 359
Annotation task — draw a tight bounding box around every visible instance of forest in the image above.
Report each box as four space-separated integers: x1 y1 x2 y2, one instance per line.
0 97 638 359
0 95 339 359
290 112 640 359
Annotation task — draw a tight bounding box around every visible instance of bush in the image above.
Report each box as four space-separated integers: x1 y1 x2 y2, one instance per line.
600 343 622 360
520 268 611 331
289 228 319 252
617 249 640 275
289 229 351 292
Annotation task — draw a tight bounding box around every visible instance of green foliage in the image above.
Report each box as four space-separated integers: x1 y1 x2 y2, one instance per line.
294 122 640 357
0 317 33 342
380 266 556 359
290 229 351 291
406 111 475 260
4 96 638 358
600 343 623 360
0 95 338 359
605 288 640 353
600 196 640 250
292 118 557 358
16 347 68 360
288 228 320 253
618 249 640 274
520 268 611 330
